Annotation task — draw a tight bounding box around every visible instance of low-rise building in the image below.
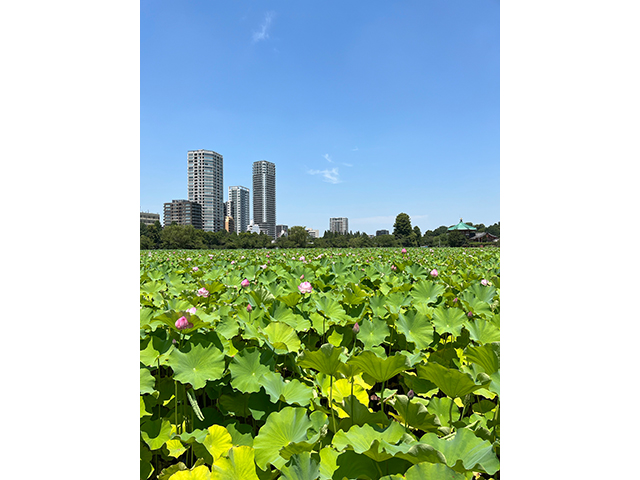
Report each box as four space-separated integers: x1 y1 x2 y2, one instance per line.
276 225 288 238
140 212 160 226
306 228 320 239
376 229 389 236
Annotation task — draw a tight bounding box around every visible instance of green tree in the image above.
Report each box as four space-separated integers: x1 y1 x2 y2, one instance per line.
393 213 413 239
140 235 154 250
160 224 203 249
486 222 500 237
374 234 399 247
288 226 309 248
447 230 467 247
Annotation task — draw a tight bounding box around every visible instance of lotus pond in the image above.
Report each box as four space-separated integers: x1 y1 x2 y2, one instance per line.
140 247 500 479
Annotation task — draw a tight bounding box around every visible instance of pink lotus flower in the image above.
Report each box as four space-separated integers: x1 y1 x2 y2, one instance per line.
241 278 250 288
481 279 488 286
175 316 193 330
300 256 305 261
192 266 199 272
467 312 473 317
391 265 397 271
453 298 458 303
430 269 438 277
197 287 209 297
401 248 407 253
187 307 197 314
186 257 192 261
298 281 313 294
247 304 252 312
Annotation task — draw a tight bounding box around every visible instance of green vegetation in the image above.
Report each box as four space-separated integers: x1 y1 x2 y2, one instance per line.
141 247 500 479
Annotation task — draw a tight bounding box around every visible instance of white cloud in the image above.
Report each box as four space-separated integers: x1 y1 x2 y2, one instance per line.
351 147 359 151
307 168 341 184
323 153 333 163
252 12 274 42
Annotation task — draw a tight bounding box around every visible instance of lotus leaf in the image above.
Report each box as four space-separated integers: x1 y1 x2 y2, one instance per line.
140 367 156 395
140 418 172 450
389 394 441 431
260 371 314 406
264 322 301 354
465 343 500 375
411 280 445 305
167 465 211 480
404 461 466 480
297 344 346 377
395 311 434 351
203 425 233 461
358 317 390 349
168 343 226 389
140 331 175 367
431 307 467 337
417 362 489 399
348 351 410 383
210 446 260 480
369 295 389 317
253 407 320 470
229 348 272 393
465 318 500 344
279 452 321 480
420 428 500 475
165 439 187 458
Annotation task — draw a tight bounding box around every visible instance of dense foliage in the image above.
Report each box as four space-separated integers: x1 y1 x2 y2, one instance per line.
141 247 500 479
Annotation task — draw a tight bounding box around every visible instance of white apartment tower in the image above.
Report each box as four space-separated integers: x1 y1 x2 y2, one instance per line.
228 186 250 234
330 217 349 234
188 149 224 232
252 160 276 239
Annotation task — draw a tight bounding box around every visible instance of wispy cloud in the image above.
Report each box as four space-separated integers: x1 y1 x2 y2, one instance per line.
308 168 341 184
323 153 333 163
351 147 359 151
252 12 274 42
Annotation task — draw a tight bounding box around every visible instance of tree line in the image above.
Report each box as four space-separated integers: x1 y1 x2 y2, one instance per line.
141 215 499 250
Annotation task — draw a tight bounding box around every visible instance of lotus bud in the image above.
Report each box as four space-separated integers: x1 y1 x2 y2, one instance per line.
430 269 438 277
192 266 199 272
467 311 473 317
481 279 488 286
298 281 313 294
407 389 415 400
353 322 360 334
196 287 209 297
175 316 193 330
247 304 252 312
401 248 407 253
241 278 250 287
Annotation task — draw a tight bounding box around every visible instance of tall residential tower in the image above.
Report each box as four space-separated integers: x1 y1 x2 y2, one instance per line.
330 217 349 235
188 149 224 232
228 186 250 234
252 160 276 238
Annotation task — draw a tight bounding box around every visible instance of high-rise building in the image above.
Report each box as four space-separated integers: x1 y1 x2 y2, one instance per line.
252 160 276 239
376 229 390 236
163 200 203 229
188 149 224 232
228 186 250 234
330 217 349 235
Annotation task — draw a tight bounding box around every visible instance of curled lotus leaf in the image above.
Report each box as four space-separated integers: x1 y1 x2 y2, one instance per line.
297 344 347 377
417 362 490 399
279 451 321 480
347 351 410 383
167 465 211 480
420 428 500 475
211 446 260 480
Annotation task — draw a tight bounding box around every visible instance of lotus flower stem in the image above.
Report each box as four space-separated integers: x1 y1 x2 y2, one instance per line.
330 374 337 433
448 398 454 430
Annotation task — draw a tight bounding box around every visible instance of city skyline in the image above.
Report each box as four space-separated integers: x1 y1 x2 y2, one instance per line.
141 2 500 233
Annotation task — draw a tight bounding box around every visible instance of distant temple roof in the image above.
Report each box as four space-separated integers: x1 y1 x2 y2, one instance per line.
448 219 477 231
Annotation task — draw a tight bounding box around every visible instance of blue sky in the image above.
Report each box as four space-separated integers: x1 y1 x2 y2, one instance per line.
141 0 500 234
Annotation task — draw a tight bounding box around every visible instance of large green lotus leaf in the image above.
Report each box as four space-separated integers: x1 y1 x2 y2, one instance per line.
348 351 410 383
395 311 434 351
489 371 500 396
280 451 321 480
369 295 389 317
313 296 347 325
333 450 412 480
224 422 254 447
278 292 302 308
460 294 493 318
417 363 488 399
465 318 500 344
379 476 404 480
404 263 428 279
332 421 405 457
229 348 272 394
253 407 317 470
385 292 412 315
141 444 154 480
464 283 497 304
165 439 187 458
158 463 190 480
427 397 459 428
386 441 446 466
167 465 211 480
358 317 390 349
140 367 156 395
214 316 240 340
140 395 154 418
265 280 288 299
167 343 226 389
431 307 467 337
404 461 466 480
249 287 276 306
389 394 441 432
339 395 390 429
140 418 172 450
202 425 233 462
316 376 370 416
261 371 314 406
318 447 339 480
141 280 164 296
420 428 500 475
211 446 260 480
297 344 347 377
140 331 175 367
219 393 251 418
411 280 445 305
263 322 301 354
465 343 500 375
